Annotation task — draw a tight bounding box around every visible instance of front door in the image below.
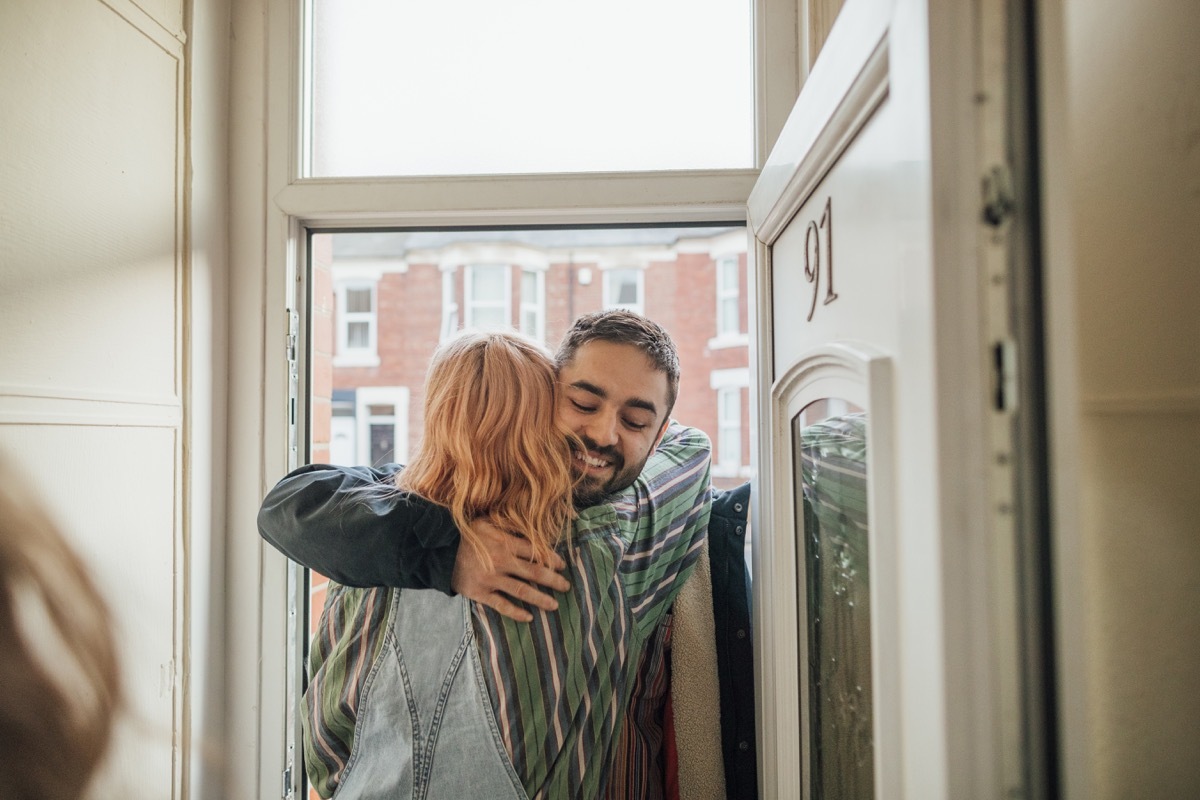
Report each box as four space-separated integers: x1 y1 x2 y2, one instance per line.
747 0 1049 797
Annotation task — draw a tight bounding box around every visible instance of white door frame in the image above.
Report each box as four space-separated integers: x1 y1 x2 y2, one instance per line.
227 0 801 796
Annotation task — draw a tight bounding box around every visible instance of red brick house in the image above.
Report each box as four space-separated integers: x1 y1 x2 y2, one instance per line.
310 227 752 490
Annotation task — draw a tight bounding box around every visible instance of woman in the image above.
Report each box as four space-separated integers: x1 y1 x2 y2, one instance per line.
302 328 712 799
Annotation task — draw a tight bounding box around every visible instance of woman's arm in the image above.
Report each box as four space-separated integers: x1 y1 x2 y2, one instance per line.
257 463 570 615
257 463 462 591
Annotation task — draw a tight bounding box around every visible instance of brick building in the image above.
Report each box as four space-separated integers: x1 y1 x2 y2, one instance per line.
310 227 752 490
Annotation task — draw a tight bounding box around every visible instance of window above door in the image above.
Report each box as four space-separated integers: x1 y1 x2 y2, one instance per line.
306 0 755 177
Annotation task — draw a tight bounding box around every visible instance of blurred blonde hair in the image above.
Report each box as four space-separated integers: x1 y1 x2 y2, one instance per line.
396 330 579 567
0 457 121 800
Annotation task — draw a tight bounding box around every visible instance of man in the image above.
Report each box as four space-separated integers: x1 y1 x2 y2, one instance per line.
260 310 757 799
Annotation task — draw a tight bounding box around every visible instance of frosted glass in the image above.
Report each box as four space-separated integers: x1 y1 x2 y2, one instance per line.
309 0 754 176
796 406 874 799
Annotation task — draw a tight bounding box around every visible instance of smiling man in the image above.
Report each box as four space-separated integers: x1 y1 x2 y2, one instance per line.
259 310 757 799
559 334 675 507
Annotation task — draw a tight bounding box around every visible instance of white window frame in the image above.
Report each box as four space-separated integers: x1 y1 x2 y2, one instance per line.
709 240 751 349
464 264 512 330
440 266 459 342
602 266 645 314
716 254 741 337
354 386 409 468
227 1 798 795
519 267 546 342
333 280 380 367
711 367 751 477
329 414 357 465
717 386 742 471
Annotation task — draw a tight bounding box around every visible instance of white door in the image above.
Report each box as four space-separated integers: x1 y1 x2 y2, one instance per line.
748 0 1048 798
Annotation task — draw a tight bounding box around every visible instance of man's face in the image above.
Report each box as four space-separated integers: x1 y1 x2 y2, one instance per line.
557 340 671 507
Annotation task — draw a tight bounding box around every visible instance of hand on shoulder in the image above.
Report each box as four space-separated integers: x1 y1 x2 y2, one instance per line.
451 519 571 622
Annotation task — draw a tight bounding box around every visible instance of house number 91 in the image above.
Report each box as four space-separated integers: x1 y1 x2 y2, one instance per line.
804 196 838 321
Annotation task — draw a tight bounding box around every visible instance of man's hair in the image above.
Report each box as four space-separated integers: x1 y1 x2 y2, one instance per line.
397 330 578 567
554 310 681 419
0 456 122 800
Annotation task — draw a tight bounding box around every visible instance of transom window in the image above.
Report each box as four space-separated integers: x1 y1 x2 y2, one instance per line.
307 0 753 176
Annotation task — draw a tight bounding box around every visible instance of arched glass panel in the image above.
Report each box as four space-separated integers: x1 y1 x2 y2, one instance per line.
794 400 873 799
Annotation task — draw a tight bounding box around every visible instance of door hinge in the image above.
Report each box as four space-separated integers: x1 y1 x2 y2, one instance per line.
286 309 300 466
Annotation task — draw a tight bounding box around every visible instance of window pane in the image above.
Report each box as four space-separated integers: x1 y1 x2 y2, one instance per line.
607 269 640 307
345 288 372 313
471 266 506 299
617 281 638 306
522 270 537 299
720 259 739 291
795 405 873 799
369 423 394 466
471 306 508 330
521 309 538 336
308 0 753 176
719 297 739 335
346 321 370 348
719 389 739 424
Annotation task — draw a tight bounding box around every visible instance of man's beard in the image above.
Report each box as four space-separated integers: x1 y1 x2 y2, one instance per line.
570 436 645 509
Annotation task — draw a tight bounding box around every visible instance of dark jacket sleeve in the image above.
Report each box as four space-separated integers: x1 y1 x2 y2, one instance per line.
256 462 462 594
708 481 758 800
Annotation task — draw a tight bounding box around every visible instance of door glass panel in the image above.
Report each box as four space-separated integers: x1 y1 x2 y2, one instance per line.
795 402 873 798
307 0 754 177
369 423 394 465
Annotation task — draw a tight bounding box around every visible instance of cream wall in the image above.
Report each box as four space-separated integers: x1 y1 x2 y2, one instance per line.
0 0 230 797
1054 0 1200 796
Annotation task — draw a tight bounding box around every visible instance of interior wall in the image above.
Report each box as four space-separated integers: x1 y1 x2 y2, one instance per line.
1058 0 1200 796
0 0 230 797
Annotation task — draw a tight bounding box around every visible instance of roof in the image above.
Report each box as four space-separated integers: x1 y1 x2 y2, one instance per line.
330 226 743 258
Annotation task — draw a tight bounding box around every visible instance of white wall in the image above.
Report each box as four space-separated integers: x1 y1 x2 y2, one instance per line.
0 0 230 796
1049 0 1200 796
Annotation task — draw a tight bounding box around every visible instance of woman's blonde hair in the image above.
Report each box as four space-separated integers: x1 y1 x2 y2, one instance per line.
396 330 578 567
0 457 121 800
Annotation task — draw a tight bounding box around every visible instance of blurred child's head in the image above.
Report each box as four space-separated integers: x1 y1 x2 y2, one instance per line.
0 457 121 800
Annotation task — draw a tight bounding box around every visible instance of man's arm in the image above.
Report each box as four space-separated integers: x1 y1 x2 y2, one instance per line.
257 463 570 618
618 422 714 637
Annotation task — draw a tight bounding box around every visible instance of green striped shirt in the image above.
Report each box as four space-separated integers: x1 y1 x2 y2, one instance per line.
304 423 712 799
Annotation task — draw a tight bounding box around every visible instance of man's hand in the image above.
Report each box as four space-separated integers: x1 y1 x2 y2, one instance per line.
451 519 571 622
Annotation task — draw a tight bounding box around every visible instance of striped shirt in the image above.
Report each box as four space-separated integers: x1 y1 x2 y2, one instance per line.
304 423 712 800
604 613 674 799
